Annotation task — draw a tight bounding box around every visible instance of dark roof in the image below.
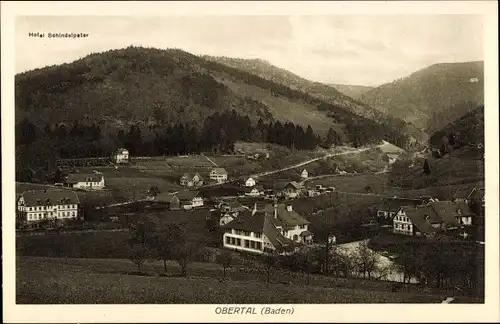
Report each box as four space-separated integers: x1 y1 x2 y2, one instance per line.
176 190 201 201
220 200 248 212
299 230 313 237
222 210 266 232
402 201 470 233
452 185 474 199
264 204 310 226
284 181 303 190
403 205 438 235
379 197 424 213
263 215 295 251
20 190 80 207
66 173 104 184
181 173 203 181
116 148 129 154
467 187 485 201
155 192 178 203
244 185 265 193
430 201 472 225
211 168 228 175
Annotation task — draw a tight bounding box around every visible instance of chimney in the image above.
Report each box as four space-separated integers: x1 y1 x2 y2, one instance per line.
286 205 293 212
274 202 278 219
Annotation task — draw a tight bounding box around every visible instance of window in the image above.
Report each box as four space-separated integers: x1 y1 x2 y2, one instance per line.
236 238 241 246
244 240 250 248
225 236 230 244
254 233 262 238
250 241 255 249
256 242 262 250
230 237 235 245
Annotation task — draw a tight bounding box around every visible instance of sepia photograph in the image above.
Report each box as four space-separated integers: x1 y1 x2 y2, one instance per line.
2 1 499 323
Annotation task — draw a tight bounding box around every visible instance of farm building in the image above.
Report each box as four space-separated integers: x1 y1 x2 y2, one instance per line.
281 181 304 199
300 169 309 179
393 201 474 237
17 189 80 224
243 185 265 197
209 168 228 183
176 190 204 210
377 197 426 220
244 177 257 187
154 192 181 210
180 173 204 187
65 173 105 190
114 148 129 164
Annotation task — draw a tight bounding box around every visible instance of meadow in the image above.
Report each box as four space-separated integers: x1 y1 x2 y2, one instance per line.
17 257 454 304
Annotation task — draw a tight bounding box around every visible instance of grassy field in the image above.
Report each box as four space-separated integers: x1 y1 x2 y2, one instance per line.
17 209 220 258
16 257 452 304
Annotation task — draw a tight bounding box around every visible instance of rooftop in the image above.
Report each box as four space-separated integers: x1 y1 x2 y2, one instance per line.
66 173 104 184
379 197 424 212
211 168 228 175
20 190 80 207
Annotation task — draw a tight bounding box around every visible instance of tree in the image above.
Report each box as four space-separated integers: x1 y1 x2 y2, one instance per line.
423 159 431 175
261 250 279 284
148 185 160 198
129 243 148 271
171 239 204 277
153 224 185 273
216 249 234 277
297 250 315 285
353 241 379 279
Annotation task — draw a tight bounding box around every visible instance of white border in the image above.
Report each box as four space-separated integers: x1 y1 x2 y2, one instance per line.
2 1 499 323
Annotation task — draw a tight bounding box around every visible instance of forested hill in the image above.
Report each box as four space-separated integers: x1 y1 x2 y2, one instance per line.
16 46 410 148
329 84 374 100
429 105 484 148
204 55 425 145
361 61 484 131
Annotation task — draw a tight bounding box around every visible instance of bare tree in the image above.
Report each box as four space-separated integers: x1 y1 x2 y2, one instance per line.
261 250 279 284
216 249 234 277
171 239 204 277
153 224 185 273
353 241 379 279
129 243 148 271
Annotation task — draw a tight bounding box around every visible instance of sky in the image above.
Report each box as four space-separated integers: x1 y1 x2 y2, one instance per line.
15 15 483 86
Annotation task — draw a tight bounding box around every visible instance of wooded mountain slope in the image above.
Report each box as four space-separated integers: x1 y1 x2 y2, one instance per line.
361 61 484 131
16 46 411 147
329 84 374 100
204 55 425 146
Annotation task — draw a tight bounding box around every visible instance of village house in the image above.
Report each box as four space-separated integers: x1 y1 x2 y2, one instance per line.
264 203 313 244
17 189 80 224
300 169 309 179
180 173 204 187
244 177 257 187
386 153 399 165
214 200 248 226
114 148 129 164
393 201 474 237
209 168 228 184
244 185 265 197
176 190 204 210
217 200 248 215
282 181 304 199
154 192 181 210
65 173 105 190
377 197 425 220
221 202 312 255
